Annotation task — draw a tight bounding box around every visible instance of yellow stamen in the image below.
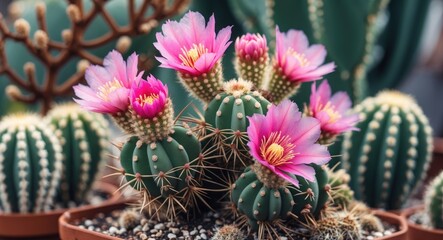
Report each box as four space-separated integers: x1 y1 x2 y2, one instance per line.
260 132 296 166
136 93 159 106
287 47 310 67
179 43 208 68
97 78 123 101
323 102 341 123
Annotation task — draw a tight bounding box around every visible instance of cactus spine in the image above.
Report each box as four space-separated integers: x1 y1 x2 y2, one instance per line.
46 103 109 204
309 211 362 240
341 91 433 209
0 114 63 213
425 171 443 229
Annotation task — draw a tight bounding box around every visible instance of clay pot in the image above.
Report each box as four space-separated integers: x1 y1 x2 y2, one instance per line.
402 205 443 240
0 182 120 239
373 210 408 240
59 200 128 240
59 202 408 240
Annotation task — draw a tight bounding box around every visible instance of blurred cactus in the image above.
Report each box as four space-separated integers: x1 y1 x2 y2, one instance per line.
309 211 362 240
0 114 63 213
212 225 245 240
328 168 354 209
341 91 433 210
46 103 109 205
424 171 443 229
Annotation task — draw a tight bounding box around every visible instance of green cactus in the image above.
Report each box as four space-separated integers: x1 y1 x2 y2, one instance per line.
341 91 433 210
231 163 329 229
424 171 443 229
119 126 202 216
231 166 294 230
328 168 354 209
0 114 63 213
45 103 109 205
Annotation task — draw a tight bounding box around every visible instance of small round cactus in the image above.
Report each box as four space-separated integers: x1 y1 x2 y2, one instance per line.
359 214 384 233
341 91 433 209
46 103 109 204
231 166 294 230
424 170 443 229
118 209 141 229
212 224 245 240
328 169 354 209
310 212 362 240
0 114 63 213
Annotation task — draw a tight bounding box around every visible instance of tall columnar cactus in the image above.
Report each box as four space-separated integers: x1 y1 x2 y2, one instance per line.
341 91 433 210
424 171 443 229
0 114 63 213
46 103 109 204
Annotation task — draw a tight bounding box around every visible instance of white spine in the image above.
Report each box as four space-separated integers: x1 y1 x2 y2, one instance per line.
0 129 13 213
16 129 29 213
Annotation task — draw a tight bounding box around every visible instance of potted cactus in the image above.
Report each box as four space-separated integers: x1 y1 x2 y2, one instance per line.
402 170 443 240
58 10 410 240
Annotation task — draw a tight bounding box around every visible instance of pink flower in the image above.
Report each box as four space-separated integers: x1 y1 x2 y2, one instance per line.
130 75 168 119
309 80 359 135
235 33 268 61
154 11 232 77
274 26 335 83
247 100 331 187
73 50 143 114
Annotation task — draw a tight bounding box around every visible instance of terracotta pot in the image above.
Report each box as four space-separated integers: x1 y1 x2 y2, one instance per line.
402 205 443 240
59 202 408 240
0 182 120 239
59 200 128 240
373 210 408 240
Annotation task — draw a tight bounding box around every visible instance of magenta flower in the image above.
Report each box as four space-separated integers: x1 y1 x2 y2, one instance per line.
73 50 143 114
247 100 331 186
130 75 168 119
309 80 359 135
154 11 232 77
235 33 267 61
274 26 335 83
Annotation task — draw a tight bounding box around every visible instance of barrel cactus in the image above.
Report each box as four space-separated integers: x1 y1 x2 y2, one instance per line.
46 103 110 204
0 114 63 213
341 90 433 209
424 171 443 229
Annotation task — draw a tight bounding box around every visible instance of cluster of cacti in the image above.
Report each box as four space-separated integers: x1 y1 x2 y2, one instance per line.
341 91 433 210
424 170 443 229
0 114 63 213
45 103 109 205
212 225 245 240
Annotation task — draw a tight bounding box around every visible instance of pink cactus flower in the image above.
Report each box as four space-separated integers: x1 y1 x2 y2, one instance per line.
235 33 268 61
247 100 331 186
73 50 143 114
154 11 232 77
274 26 335 83
130 75 169 119
309 80 359 135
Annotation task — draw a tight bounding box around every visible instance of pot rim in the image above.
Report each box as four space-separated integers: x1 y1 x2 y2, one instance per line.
373 209 408 239
401 205 443 235
0 181 121 237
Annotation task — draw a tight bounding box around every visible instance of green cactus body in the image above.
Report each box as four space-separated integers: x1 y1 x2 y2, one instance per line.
291 164 329 218
231 167 294 229
341 91 433 209
425 171 443 229
205 79 270 133
328 169 354 209
120 126 201 198
0 114 63 213
46 104 109 204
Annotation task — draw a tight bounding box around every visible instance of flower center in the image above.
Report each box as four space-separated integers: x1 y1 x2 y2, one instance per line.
287 48 310 67
323 102 341 123
97 78 123 101
136 93 159 106
260 132 296 166
179 43 208 68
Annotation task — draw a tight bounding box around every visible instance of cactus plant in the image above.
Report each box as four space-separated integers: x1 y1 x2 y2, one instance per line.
424 171 443 229
309 211 362 240
119 125 202 216
213 224 246 240
327 168 354 209
341 90 433 210
0 114 63 213
45 103 109 205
